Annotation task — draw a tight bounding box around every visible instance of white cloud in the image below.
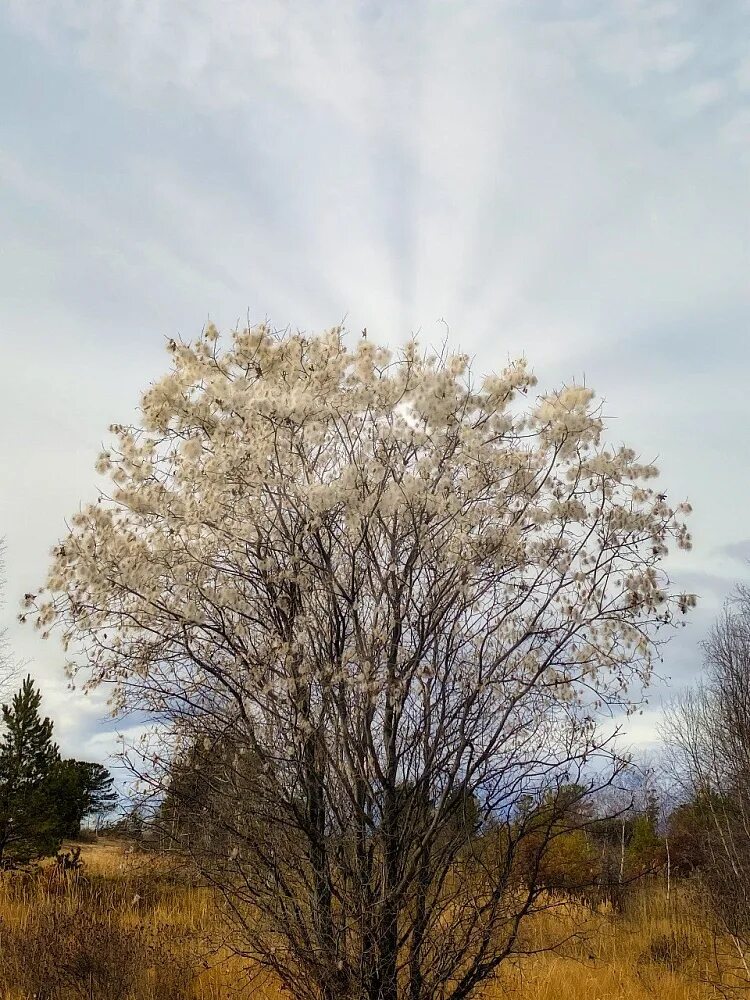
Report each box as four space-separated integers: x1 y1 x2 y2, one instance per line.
5 0 387 124
680 79 728 113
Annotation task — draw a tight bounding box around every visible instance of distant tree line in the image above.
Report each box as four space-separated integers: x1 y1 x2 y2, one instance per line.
154 739 666 906
0 675 116 864
152 727 743 909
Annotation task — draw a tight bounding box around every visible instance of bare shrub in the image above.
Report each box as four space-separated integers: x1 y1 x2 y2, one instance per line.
663 588 750 984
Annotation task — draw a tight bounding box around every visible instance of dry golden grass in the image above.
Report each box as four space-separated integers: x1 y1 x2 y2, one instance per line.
0 840 737 999
493 890 718 1000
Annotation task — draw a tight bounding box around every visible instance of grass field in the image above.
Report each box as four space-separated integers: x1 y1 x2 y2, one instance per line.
0 840 739 999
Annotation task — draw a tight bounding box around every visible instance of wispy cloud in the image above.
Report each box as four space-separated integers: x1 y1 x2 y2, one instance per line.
717 540 750 566
1 1 748 758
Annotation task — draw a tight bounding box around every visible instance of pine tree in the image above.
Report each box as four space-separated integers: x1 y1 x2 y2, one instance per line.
50 759 117 836
0 675 61 863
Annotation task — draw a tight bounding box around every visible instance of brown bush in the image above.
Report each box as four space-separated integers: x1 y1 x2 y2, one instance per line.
0 902 146 998
642 930 695 972
0 895 194 999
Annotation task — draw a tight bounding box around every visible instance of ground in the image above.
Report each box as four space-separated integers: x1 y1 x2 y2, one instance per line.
0 839 733 999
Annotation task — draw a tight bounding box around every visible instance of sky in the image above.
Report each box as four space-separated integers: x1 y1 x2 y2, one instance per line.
0 0 749 766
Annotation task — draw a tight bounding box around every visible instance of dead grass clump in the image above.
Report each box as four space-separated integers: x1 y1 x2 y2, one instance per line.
642 929 695 971
0 901 147 999
0 861 197 1000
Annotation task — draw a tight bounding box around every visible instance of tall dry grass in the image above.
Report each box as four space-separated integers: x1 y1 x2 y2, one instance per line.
0 840 737 999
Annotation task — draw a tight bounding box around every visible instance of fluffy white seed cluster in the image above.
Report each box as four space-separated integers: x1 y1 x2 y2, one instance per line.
29 325 694 718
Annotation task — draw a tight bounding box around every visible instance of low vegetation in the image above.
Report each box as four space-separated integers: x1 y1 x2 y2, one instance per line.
0 838 744 999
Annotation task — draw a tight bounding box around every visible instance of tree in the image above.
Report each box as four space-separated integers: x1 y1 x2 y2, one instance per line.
662 588 750 986
78 761 117 826
0 673 116 857
50 759 117 836
0 675 60 862
664 797 713 876
157 736 251 855
33 325 694 1000
513 783 600 898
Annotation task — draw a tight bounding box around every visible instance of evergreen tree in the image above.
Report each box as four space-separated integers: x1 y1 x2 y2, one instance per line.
50 759 117 836
0 676 61 862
